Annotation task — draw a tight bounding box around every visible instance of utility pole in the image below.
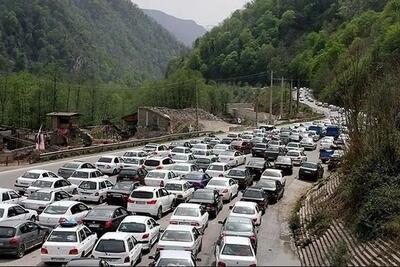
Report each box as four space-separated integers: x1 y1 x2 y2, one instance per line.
289 79 293 117
269 71 273 124
195 81 199 131
255 90 258 127
280 76 284 119
296 79 300 114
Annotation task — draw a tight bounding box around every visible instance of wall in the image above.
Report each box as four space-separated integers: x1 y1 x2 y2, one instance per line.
137 108 170 131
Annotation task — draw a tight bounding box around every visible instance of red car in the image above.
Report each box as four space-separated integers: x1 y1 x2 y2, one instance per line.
231 140 252 154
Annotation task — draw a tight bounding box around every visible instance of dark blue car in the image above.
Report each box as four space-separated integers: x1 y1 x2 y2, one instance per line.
182 171 212 189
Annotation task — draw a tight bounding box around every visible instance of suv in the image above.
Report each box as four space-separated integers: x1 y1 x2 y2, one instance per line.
95 155 124 175
143 157 175 171
77 178 114 203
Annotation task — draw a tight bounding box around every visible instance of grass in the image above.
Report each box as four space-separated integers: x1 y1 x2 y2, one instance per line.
328 241 350 266
306 207 332 237
289 199 303 233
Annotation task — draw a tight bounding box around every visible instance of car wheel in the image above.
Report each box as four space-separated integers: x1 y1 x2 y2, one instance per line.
136 251 142 265
112 168 118 175
156 207 162 220
30 215 36 222
16 244 25 258
98 196 104 204
170 199 176 210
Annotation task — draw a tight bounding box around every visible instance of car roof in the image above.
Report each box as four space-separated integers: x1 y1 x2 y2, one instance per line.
100 232 132 240
0 220 29 227
230 167 246 171
209 162 229 166
174 163 194 167
99 155 117 158
264 168 281 173
146 157 168 160
0 188 14 193
35 177 61 182
148 169 171 174
133 186 159 192
234 201 257 208
222 236 252 245
48 200 80 207
73 168 98 173
225 216 253 224
159 250 192 259
0 203 21 209
209 177 229 182
165 224 195 231
34 188 60 193
165 180 188 185
172 146 189 149
121 215 151 223
91 205 119 211
80 178 108 182
24 169 48 174
176 203 201 209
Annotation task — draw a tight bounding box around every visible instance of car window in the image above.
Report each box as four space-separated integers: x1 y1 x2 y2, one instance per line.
105 181 113 187
14 206 26 215
146 220 153 229
79 230 86 242
9 191 19 199
114 209 122 218
42 173 49 178
49 172 59 178
78 203 89 212
83 227 92 237
100 182 106 189
70 204 80 214
192 228 200 240
19 223 30 234
95 171 102 177
59 191 71 199
2 192 9 201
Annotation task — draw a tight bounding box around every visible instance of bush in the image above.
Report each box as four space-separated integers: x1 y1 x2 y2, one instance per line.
328 241 350 266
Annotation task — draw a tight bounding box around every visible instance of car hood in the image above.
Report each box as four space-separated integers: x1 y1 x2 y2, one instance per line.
158 240 194 248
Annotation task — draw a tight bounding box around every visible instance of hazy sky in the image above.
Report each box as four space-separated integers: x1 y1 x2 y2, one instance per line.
132 0 252 27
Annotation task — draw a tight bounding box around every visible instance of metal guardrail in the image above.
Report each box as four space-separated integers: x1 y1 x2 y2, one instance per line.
38 131 214 162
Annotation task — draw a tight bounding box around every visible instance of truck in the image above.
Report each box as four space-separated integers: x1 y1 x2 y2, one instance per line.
325 125 341 139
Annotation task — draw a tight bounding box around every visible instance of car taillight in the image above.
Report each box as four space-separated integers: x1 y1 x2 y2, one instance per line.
58 217 67 224
170 221 178 225
190 222 200 226
40 247 48 254
217 262 226 267
127 198 135 203
69 248 79 255
222 189 228 193
124 256 130 263
160 180 164 187
9 236 21 247
250 235 257 241
104 220 113 229
142 233 149 239
156 166 163 170
147 199 157 205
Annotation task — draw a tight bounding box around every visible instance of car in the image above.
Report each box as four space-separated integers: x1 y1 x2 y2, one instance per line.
117 215 160 252
241 186 269 214
286 150 308 166
264 146 285 161
65 258 111 267
0 188 25 204
206 162 231 178
191 143 212 151
182 172 212 189
122 150 149 165
77 178 114 203
279 131 291 144
300 137 317 150
82 206 130 236
14 170 60 193
150 250 199 267
268 140 284 149
195 156 218 171
206 178 239 202
145 170 180 187
308 130 320 142
68 169 109 186
217 150 246 167
213 144 231 156
299 162 324 181
127 187 176 219
116 167 148 184
95 155 124 175
251 143 268 158
228 201 262 226
0 220 50 258
92 232 143 266
26 177 78 196
241 134 254 141
21 189 77 212
38 201 91 227
168 141 191 150
143 143 171 157
105 181 140 207
57 161 96 179
170 163 200 177
255 179 285 203
165 180 195 203
122 157 145 169
245 160 272 181
188 189 223 218
230 140 252 154
274 156 293 175
143 157 175 171
261 168 286 186
192 149 214 159
225 167 253 189
41 220 97 263
0 204 37 223
320 139 334 150
171 153 196 164
157 225 202 256
289 133 302 142
171 146 192 155
215 236 257 267
218 216 257 249
220 137 234 145
286 142 304 152
170 203 209 233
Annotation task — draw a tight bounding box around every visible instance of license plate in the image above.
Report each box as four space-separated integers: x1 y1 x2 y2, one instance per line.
136 201 145 204
303 171 311 174
89 224 100 227
179 222 190 225
51 258 66 261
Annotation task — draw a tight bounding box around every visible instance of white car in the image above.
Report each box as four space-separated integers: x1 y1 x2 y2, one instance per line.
300 137 317 150
21 189 77 212
170 163 200 177
165 180 195 203
192 149 214 159
151 250 198 267
205 178 239 202
38 201 91 227
57 161 96 179
0 204 37 222
171 153 196 164
77 178 114 203
286 142 304 152
261 169 286 186
320 139 334 150
95 155 124 175
14 170 60 192
127 187 175 219
144 170 180 187
143 157 175 171
41 220 98 263
122 150 149 161
191 143 212 151
205 163 232 178
229 201 262 226
157 225 202 256
213 144 231 156
122 157 145 168
171 146 192 155
68 169 108 186
217 150 246 167
92 232 143 266
117 215 160 252
216 236 257 267
170 203 209 233
26 177 77 195
142 143 171 157
0 188 25 204
286 150 308 166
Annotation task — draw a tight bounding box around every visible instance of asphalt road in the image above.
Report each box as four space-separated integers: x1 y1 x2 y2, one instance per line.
0 95 338 266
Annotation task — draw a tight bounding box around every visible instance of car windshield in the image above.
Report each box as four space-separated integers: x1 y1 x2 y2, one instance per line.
174 207 199 217
98 157 112 163
79 181 97 190
62 163 81 169
131 191 153 199
184 173 203 180
161 230 192 242
113 182 133 190
258 179 277 190
71 171 89 178
48 231 77 242
233 206 255 215
172 154 187 161
172 165 189 171
193 150 206 156
219 151 234 156
0 226 16 238
119 169 137 176
254 144 267 148
276 157 291 164
263 170 281 177
228 170 245 177
222 244 253 256
143 145 157 152
214 145 227 150
172 148 185 153
95 240 126 253
87 209 113 218
156 259 193 267
28 191 51 201
22 172 40 179
146 172 166 179
287 151 300 157
123 158 140 164
243 189 263 198
31 180 53 188
302 162 317 169
225 220 253 232
165 183 183 191
144 160 160 167
208 165 223 171
118 222 146 233
192 191 213 200
123 152 138 157
208 179 227 186
196 158 210 164
43 205 68 215
287 143 298 148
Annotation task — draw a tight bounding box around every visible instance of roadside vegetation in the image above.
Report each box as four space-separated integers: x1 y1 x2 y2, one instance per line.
328 241 350 266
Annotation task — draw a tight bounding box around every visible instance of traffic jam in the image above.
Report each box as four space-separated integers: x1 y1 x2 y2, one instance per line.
0 97 347 267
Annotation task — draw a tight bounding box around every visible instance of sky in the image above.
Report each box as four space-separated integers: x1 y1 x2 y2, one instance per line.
132 0 252 28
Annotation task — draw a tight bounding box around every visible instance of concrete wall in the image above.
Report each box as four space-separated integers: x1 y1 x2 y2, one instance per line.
137 108 170 131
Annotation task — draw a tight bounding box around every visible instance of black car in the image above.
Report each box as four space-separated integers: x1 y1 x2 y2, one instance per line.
298 162 324 181
188 189 223 218
0 220 50 258
241 187 268 214
82 206 130 236
105 181 140 207
264 146 285 161
274 156 293 175
182 171 212 189
255 179 284 203
245 160 273 181
116 167 148 184
251 143 268 158
225 167 253 189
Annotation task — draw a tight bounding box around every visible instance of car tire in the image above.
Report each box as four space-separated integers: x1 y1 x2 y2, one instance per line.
136 251 142 265
30 215 36 222
16 244 25 259
156 207 162 220
112 168 118 175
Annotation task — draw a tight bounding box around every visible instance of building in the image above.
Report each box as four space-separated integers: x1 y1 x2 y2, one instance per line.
46 112 80 130
137 107 171 133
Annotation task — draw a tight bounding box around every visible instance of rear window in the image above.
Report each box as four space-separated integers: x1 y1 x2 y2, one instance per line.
31 180 53 188
131 191 154 199
119 169 137 176
222 244 253 256
79 181 97 190
233 206 255 215
208 165 223 171
28 191 51 201
218 151 234 156
43 206 68 215
123 152 138 157
123 158 140 164
113 182 133 190
144 160 160 167
208 179 227 186
172 154 187 161
257 179 276 190
192 191 213 200
146 172 165 179
227 169 245 177
196 158 210 164
254 144 267 148
98 157 112 163
95 239 126 253
0 226 16 238
22 172 40 179
174 207 199 217
71 171 89 178
172 148 185 153
62 163 81 169
118 222 146 233
262 170 281 177
165 183 183 191
184 173 203 180
243 189 263 199
172 165 189 172
302 162 317 169
48 231 77 242
224 219 253 232
87 209 113 218
161 230 192 242
276 157 291 164
287 151 300 157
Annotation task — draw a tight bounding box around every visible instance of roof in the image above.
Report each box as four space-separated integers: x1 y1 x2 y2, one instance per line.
46 112 80 117
159 250 192 259
72 168 98 173
225 216 253 224
230 166 247 171
234 201 258 207
133 186 159 192
148 169 171 174
98 155 117 159
100 232 132 240
35 177 61 182
165 224 195 231
209 162 229 166
0 203 20 209
209 177 229 182
223 235 251 245
176 203 201 209
0 188 14 193
48 200 79 207
24 169 48 174
78 177 109 182
121 215 151 223
165 180 188 185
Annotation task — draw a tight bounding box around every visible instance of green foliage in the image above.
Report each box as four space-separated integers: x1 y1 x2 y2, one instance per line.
328 241 350 266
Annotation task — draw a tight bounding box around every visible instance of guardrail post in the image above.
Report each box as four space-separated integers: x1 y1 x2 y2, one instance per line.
5 156 8 166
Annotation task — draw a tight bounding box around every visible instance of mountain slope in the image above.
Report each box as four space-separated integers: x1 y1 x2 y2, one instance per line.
0 0 186 84
143 9 206 47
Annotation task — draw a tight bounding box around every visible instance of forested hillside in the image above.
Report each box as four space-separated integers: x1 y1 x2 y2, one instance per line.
0 0 186 84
